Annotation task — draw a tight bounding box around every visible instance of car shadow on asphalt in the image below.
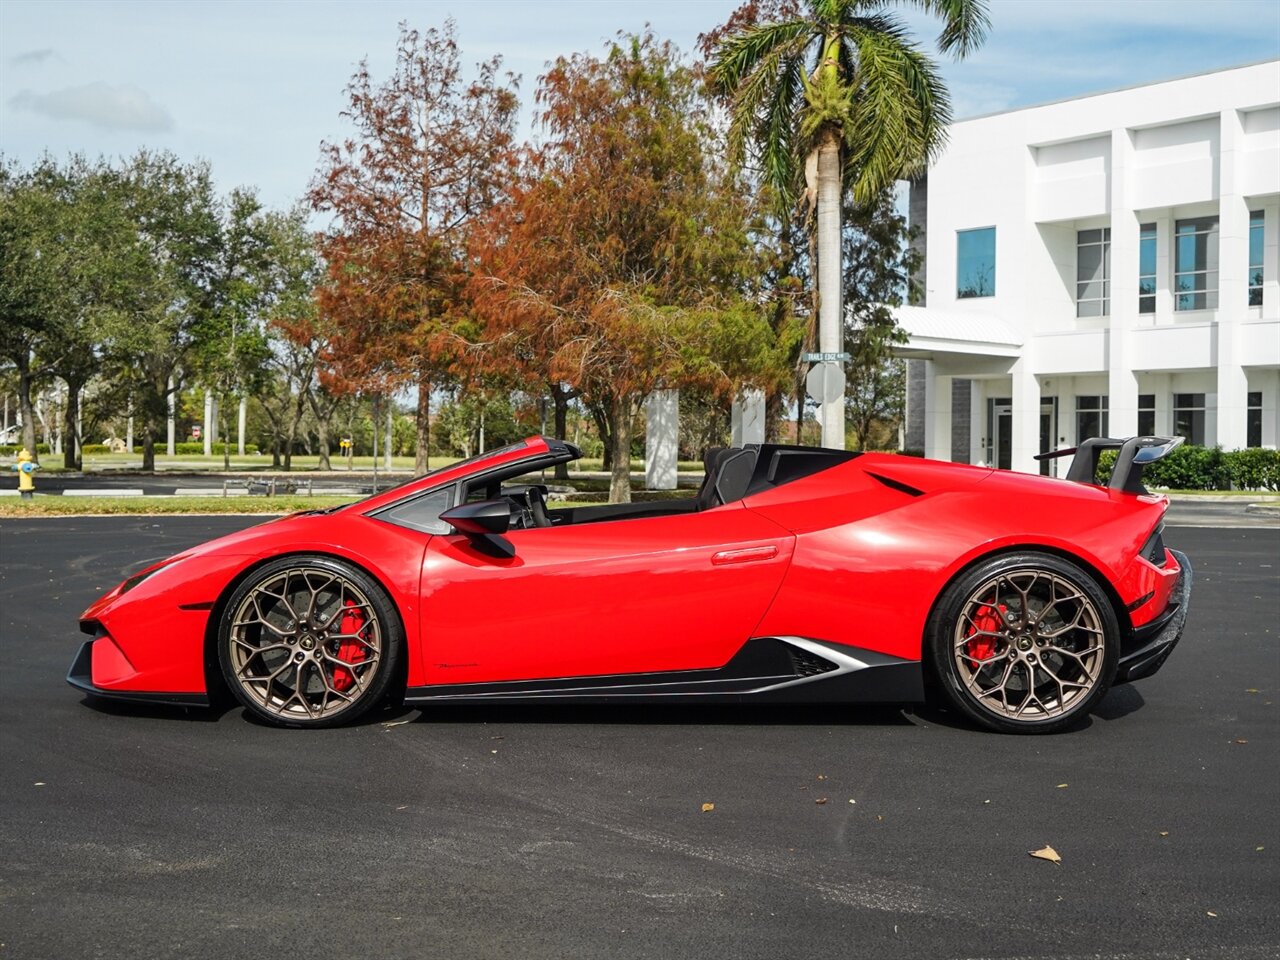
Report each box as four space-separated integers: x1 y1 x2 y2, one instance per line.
1091 683 1147 721
76 694 238 723
72 687 1144 732
401 701 922 728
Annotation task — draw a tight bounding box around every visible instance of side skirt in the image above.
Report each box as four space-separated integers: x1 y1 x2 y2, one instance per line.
404 637 923 706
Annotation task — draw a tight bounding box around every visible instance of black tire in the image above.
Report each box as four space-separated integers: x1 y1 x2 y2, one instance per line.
926 552 1119 734
217 555 404 728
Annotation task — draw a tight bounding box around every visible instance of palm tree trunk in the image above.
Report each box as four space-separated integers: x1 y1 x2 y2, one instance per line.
815 126 844 449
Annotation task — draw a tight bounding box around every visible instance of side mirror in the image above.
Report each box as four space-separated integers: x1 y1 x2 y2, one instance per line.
439 499 514 558
440 499 512 536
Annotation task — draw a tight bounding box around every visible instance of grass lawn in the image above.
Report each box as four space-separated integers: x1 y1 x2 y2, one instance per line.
0 495 361 517
1157 489 1280 497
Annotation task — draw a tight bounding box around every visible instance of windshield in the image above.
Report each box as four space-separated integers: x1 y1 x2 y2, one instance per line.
318 439 533 515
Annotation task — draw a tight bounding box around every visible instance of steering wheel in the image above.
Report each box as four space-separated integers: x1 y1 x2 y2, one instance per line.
526 485 551 528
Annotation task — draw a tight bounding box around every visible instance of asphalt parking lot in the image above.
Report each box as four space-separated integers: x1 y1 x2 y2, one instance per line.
1 517 1276 960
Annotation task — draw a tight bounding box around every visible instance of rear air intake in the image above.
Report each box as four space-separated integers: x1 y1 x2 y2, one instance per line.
867 472 925 497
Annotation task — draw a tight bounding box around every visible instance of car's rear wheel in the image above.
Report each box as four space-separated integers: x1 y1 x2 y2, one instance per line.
218 556 403 728
926 552 1119 734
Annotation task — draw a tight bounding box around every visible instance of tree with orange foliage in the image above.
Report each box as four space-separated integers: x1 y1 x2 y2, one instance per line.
309 20 519 473
472 33 796 503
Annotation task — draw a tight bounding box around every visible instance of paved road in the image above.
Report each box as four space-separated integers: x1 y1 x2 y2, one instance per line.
1 518 1276 960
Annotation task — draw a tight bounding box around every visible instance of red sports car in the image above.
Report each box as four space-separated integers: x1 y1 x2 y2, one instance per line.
67 435 1190 733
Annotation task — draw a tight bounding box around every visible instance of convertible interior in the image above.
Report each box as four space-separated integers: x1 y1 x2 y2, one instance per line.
371 441 857 535
486 444 857 530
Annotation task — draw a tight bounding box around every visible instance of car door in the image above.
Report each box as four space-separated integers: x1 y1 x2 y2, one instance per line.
419 503 795 685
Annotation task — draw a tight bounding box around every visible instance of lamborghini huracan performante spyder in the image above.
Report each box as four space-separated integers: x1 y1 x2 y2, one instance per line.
68 435 1191 733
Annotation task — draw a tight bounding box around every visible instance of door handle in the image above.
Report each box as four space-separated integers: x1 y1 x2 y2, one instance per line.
711 545 779 566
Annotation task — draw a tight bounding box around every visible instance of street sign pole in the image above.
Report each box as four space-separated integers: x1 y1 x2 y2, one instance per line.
803 353 849 449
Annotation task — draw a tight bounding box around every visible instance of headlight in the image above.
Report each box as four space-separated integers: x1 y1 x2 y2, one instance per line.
118 557 183 594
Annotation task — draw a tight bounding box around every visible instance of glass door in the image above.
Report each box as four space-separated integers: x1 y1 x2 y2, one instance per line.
1039 399 1058 476
990 400 1012 470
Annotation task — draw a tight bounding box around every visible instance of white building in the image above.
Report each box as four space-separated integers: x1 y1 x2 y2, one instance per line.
899 60 1280 474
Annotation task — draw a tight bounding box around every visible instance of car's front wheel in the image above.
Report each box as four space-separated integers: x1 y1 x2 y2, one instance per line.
218 556 403 728
927 552 1120 734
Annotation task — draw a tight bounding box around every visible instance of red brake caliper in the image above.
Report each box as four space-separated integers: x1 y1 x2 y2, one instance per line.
331 599 368 692
965 603 1006 664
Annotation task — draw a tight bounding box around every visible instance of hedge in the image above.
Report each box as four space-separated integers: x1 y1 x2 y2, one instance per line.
171 442 260 455
1094 445 1280 491
0 443 51 456
1225 447 1280 492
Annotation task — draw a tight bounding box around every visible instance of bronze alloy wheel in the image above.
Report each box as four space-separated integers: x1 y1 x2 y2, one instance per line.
218 557 402 728
928 553 1119 734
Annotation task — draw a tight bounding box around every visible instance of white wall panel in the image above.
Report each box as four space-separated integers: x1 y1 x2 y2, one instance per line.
1241 320 1280 367
1032 136 1110 221
1033 331 1107 374
1132 324 1218 371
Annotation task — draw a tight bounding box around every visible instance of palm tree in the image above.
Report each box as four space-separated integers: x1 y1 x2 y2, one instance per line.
710 0 989 448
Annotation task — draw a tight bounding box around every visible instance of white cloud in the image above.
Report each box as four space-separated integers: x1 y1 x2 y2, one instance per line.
9 81 173 132
948 80 1019 119
10 48 57 65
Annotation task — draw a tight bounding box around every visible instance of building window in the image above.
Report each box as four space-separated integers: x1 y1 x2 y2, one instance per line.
1077 228 1110 317
1076 395 1109 442
1250 211 1264 307
957 227 996 299
1248 391 1263 448
1139 223 1156 314
1173 393 1206 446
1138 394 1156 436
1174 217 1218 311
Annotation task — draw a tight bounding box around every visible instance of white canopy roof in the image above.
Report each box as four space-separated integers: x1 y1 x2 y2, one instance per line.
889 304 1023 359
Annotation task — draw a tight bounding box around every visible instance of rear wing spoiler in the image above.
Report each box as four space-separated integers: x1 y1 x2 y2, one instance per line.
1034 436 1184 493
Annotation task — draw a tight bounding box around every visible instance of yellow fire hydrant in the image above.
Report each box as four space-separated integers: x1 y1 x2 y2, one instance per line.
11 448 40 499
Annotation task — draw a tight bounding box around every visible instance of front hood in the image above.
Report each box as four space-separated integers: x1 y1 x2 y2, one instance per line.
178 510 330 561
84 512 331 616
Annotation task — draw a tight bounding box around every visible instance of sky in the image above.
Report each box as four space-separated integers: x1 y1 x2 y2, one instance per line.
2 0 1279 213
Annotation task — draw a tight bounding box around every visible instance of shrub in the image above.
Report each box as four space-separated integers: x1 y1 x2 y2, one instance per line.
1093 444 1280 490
81 443 111 454
1094 449 1118 483
0 443 51 456
1224 448 1280 491
1145 445 1229 490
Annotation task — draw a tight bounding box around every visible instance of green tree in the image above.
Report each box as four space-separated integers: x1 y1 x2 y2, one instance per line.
0 157 136 467
193 188 275 469
0 159 64 461
709 0 988 448
261 208 335 470
105 151 223 471
842 186 919 448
